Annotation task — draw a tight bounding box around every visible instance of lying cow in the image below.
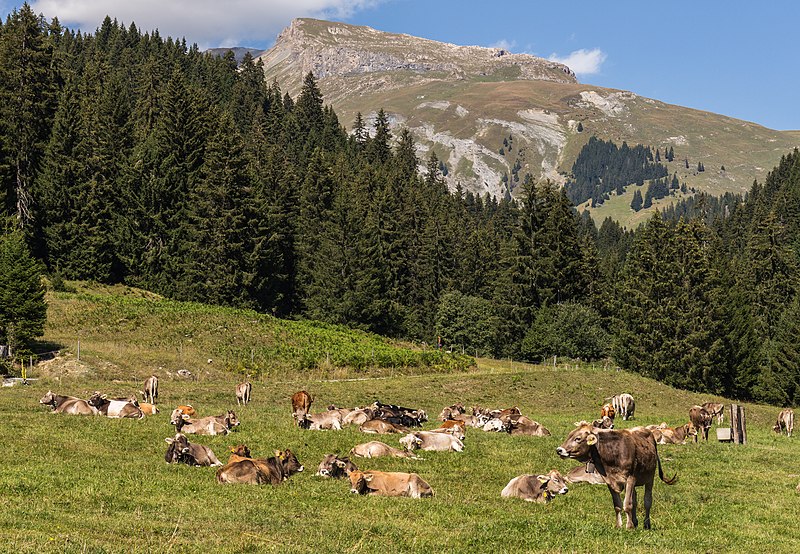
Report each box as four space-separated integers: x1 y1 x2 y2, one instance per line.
592 416 614 429
557 423 677 529
236 382 252 406
300 410 343 430
438 403 465 421
171 409 231 436
142 375 158 404
373 401 427 427
39 391 97 415
689 406 712 442
400 431 464 452
316 454 358 478
349 470 434 498
482 418 508 432
343 408 375 426
350 441 420 459
216 449 304 485
701 402 724 425
611 393 635 421
430 424 466 442
138 402 159 416
501 470 569 503
164 433 222 467
773 408 794 437
88 392 144 419
508 416 551 437
653 423 696 445
291 390 313 426
359 419 409 434
452 414 481 428
174 404 197 417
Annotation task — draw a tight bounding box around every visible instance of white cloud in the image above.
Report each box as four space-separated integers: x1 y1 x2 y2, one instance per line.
548 48 607 75
488 38 515 52
30 0 383 48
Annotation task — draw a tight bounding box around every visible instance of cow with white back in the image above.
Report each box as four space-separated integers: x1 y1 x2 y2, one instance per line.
171 409 232 435
773 409 794 437
88 392 144 419
359 419 409 434
142 375 158 404
400 431 464 452
611 394 635 420
501 470 569 503
235 382 252 405
299 410 343 430
556 422 677 530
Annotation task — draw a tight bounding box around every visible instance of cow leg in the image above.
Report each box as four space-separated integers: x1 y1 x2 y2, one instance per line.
630 487 639 528
623 477 637 529
608 487 624 528
643 482 653 530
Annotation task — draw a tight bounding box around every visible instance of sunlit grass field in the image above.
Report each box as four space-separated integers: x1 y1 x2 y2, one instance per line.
1 285 798 552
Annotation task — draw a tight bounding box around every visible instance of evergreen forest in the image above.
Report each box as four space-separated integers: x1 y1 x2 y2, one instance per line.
3 5 800 405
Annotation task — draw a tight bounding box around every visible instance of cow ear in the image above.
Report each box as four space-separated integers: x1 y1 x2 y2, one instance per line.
181 414 190 420
335 460 346 468
586 433 598 446
101 394 108 400
537 475 550 484
274 450 282 458
364 474 374 482
165 438 174 444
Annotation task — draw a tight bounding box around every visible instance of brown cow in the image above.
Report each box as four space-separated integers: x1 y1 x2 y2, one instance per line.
452 414 481 428
557 423 677 530
701 402 724 425
438 403 465 421
689 406 712 442
174 405 197 417
39 391 97 415
773 408 794 437
350 441 419 459
600 403 616 421
501 470 569 503
349 470 434 498
171 409 231 436
291 390 313 426
592 416 614 429
164 433 222 467
654 423 697 445
359 419 409 434
138 402 159 416
316 454 358 478
142 375 158 404
236 382 252 406
343 408 375 426
508 416 551 437
216 449 304 485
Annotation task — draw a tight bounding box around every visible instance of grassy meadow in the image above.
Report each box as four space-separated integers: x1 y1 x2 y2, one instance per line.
1 286 799 553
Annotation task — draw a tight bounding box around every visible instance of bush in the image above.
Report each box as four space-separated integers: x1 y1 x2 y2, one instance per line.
520 302 609 361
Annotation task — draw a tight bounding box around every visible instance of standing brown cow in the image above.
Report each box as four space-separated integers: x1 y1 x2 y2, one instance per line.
236 382 252 405
142 375 158 404
689 406 712 442
291 390 313 426
557 423 676 530
701 402 724 425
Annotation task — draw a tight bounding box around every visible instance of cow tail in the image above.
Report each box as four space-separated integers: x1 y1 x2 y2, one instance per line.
657 453 678 485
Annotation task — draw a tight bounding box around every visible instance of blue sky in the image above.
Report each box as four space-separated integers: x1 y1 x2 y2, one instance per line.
3 1 798 130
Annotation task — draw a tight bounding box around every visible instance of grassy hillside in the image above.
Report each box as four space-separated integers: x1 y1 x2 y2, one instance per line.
38 283 472 381
1 357 797 553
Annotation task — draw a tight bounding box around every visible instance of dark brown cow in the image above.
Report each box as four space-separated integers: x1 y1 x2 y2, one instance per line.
316 454 358 478
501 470 569 503
349 470 434 498
773 408 794 437
142 375 158 404
236 382 252 406
39 391 97 415
689 406 712 442
164 433 222 467
701 402 724 425
291 390 313 426
216 449 304 485
557 423 677 530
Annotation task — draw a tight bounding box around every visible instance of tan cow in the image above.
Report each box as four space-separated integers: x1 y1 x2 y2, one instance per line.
438 403 465 421
654 422 697 445
216 449 304 485
350 441 419 459
359 419 409 434
773 409 794 437
39 391 98 415
501 470 569 503
235 382 252 406
600 403 616 421
343 408 375 426
689 406 712 442
316 454 358 478
349 470 434 498
701 402 724 425
400 431 464 452
142 375 158 404
291 390 313 426
300 410 343 430
138 402 159 416
171 409 230 435
508 416 551 437
557 423 677 530
164 433 222 467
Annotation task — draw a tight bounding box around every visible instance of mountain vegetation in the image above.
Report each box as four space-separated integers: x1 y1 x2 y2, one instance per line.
2 5 800 406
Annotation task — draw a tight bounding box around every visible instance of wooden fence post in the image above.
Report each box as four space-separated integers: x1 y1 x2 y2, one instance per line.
730 403 747 445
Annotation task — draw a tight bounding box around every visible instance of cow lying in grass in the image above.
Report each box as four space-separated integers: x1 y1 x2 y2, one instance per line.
501 470 569 503
216 449 304 485
88 392 144 419
39 391 97 415
316 454 358 478
400 431 464 452
349 470 434 498
164 433 222 467
350 441 420 459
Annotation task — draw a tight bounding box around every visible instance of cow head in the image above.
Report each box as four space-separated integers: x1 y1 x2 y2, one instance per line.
87 392 108 408
164 433 192 464
225 410 240 429
276 449 304 476
538 470 569 500
297 414 312 429
39 391 56 406
684 422 698 438
169 408 184 425
230 444 251 457
592 416 614 429
400 433 423 451
349 471 371 494
317 454 358 478
556 424 597 461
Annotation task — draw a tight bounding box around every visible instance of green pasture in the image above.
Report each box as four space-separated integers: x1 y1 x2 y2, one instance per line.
2 357 797 553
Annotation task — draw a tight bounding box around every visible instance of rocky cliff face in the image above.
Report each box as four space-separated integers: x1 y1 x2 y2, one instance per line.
257 19 798 227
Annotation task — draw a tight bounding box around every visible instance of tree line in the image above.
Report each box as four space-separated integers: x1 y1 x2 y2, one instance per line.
2 5 800 406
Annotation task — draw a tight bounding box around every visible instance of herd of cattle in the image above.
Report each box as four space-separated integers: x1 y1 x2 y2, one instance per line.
36 377 796 530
